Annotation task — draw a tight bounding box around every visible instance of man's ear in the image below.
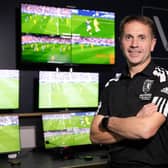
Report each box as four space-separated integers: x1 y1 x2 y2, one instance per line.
151 38 157 52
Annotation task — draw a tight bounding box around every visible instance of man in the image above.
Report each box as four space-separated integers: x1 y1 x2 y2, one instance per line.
85 19 92 35
90 15 168 168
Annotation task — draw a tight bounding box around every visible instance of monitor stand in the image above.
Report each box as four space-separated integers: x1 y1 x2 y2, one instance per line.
8 153 21 165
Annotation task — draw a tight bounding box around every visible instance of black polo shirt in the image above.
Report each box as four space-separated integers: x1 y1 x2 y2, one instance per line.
97 61 168 167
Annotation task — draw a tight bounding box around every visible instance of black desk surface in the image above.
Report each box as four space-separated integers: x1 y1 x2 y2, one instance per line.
0 148 108 168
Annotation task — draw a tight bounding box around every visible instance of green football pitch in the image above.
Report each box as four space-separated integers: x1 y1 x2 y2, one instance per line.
22 13 71 36
22 43 71 63
0 79 19 109
72 44 115 64
22 42 115 64
0 125 20 153
22 12 115 64
22 13 115 38
39 82 98 108
45 132 91 148
43 114 94 131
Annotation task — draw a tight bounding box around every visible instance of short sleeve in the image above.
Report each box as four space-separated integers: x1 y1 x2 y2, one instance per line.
152 81 168 117
96 87 110 116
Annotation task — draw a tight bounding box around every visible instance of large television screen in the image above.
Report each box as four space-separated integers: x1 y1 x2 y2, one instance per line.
0 115 21 153
0 70 19 110
21 3 115 65
38 71 99 109
42 111 95 149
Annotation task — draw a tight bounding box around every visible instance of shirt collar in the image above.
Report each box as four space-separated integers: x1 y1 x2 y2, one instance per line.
121 61 156 78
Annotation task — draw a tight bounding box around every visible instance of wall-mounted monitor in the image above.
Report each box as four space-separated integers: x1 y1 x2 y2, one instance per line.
42 111 95 149
38 71 99 109
20 3 115 66
0 115 21 154
0 70 19 110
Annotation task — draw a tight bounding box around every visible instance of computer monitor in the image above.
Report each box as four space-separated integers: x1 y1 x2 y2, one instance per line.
42 111 96 149
0 70 19 110
0 115 21 154
38 71 99 109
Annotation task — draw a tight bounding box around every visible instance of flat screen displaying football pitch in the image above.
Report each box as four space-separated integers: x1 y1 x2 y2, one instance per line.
21 3 115 65
0 70 19 109
0 115 20 153
42 111 96 148
38 71 99 109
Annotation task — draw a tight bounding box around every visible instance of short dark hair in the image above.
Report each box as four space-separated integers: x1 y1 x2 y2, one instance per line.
119 15 156 38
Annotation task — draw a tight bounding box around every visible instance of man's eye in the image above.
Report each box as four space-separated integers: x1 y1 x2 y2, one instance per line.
125 35 131 40
139 36 145 40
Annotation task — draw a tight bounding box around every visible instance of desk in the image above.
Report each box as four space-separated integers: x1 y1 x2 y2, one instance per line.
0 149 108 168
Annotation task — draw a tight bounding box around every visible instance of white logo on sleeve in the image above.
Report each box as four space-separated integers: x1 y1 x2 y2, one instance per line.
161 87 168 95
153 66 168 83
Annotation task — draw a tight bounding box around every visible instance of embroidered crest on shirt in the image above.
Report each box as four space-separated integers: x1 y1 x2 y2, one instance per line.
139 79 154 101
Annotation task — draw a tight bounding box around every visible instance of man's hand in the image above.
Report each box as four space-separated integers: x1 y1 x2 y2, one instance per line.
136 103 158 118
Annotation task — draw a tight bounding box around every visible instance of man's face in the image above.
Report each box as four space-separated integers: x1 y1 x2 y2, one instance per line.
120 21 156 66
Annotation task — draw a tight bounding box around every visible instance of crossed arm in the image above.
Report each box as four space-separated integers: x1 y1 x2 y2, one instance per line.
90 103 166 144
